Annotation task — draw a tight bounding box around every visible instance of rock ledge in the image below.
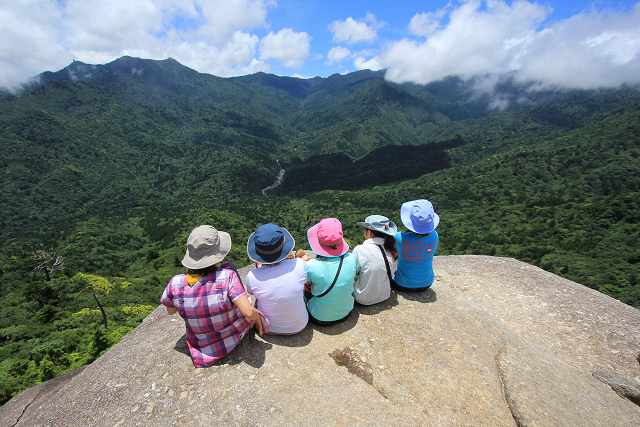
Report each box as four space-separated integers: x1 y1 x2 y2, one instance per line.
2 255 639 426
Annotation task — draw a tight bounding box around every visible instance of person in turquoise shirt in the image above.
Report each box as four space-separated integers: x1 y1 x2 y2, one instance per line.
393 199 440 291
304 218 357 326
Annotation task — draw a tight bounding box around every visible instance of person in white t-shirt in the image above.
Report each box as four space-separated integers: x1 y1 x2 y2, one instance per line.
352 215 398 306
245 223 309 335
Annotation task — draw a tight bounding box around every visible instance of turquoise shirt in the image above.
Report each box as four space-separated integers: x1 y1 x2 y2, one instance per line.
394 230 438 289
306 253 357 322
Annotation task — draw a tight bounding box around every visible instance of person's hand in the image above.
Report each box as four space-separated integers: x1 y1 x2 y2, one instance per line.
253 316 264 336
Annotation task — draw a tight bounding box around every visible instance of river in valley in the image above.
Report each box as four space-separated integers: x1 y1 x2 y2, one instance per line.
262 159 285 196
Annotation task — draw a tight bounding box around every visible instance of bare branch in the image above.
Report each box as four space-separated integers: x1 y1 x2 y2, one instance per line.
31 250 64 282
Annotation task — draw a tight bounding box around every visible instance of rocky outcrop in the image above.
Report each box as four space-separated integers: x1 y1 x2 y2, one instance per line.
2 255 639 426
593 370 640 405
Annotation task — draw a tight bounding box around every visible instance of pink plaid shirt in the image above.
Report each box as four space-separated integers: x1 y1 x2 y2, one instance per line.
161 262 251 368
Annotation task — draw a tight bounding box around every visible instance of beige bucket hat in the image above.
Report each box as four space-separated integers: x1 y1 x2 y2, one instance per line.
181 225 232 269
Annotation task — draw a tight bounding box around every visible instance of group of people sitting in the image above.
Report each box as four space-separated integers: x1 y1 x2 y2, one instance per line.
161 199 440 368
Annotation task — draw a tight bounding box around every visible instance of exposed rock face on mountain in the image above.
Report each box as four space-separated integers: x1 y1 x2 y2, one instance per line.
2 255 639 426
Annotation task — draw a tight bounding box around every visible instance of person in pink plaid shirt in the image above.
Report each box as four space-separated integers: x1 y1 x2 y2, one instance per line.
161 225 266 368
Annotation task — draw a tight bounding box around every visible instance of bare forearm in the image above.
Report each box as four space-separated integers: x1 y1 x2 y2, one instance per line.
233 295 259 321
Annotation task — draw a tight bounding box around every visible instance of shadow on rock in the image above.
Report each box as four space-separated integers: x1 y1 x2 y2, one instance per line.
261 326 314 348
174 331 273 369
393 287 437 304
219 330 273 368
173 334 190 358
354 291 400 316
310 309 360 336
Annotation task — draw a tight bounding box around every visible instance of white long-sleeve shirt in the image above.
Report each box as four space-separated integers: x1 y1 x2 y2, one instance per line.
352 237 397 305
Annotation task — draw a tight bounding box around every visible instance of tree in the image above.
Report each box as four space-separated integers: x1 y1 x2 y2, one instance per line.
90 324 109 360
31 250 64 282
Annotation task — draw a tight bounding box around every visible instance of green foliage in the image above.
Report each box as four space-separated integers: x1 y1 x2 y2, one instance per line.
72 272 113 294
38 357 56 382
1 58 640 406
90 324 109 360
109 326 134 345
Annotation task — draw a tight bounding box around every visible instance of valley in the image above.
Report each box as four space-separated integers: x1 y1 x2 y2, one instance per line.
0 56 639 404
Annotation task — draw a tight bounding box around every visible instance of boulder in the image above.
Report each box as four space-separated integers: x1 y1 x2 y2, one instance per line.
593 370 640 405
2 255 639 426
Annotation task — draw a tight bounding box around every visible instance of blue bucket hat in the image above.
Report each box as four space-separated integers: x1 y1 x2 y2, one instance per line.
400 200 440 234
247 223 296 264
356 215 397 236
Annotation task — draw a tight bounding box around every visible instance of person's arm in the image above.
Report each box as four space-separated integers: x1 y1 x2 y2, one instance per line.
353 247 361 274
161 281 178 315
296 249 310 261
233 295 263 335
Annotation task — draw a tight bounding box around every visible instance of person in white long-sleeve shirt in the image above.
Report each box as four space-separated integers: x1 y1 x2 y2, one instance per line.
352 215 399 305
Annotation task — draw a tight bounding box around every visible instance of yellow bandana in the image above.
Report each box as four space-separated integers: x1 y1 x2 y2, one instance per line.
186 263 221 286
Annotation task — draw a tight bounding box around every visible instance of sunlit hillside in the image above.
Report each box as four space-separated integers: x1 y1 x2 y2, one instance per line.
1 57 639 404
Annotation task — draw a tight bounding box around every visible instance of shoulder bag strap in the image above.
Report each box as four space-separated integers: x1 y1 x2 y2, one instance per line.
377 245 394 284
316 255 344 298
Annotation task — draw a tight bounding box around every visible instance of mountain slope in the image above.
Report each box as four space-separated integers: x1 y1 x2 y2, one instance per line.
1 57 640 403
3 57 640 241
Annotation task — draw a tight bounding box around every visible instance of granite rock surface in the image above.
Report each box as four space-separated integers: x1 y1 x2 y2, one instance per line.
2 255 639 426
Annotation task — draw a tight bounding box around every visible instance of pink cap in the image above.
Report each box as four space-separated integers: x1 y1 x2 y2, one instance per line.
307 218 349 257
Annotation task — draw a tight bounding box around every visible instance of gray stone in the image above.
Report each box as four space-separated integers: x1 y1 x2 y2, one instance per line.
0 366 86 427
594 369 640 406
2 255 639 426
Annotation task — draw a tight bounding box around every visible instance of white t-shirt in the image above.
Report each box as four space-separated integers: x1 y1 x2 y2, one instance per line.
246 258 309 334
352 237 397 305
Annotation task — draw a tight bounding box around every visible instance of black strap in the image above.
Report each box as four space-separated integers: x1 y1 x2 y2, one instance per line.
316 255 344 298
377 245 394 285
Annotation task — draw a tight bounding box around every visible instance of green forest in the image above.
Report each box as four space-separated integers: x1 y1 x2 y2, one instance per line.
1 56 639 404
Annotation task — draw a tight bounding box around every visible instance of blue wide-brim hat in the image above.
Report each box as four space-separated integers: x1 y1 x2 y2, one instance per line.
247 223 296 264
400 199 440 234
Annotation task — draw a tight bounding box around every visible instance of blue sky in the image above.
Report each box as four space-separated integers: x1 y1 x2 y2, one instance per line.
1 1 639 90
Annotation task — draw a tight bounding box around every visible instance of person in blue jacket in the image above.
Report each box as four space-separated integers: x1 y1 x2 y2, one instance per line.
393 199 439 291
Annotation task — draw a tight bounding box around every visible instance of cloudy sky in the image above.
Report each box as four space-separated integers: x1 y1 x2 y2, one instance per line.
1 0 639 90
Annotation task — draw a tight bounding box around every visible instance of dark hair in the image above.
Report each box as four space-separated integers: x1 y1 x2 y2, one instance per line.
370 230 399 260
187 264 219 276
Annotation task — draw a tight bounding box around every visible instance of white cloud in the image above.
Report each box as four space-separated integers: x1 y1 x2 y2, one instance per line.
2 0 640 91
327 46 352 65
0 0 281 88
195 0 275 44
231 58 272 75
259 28 311 68
219 31 261 66
330 13 380 44
381 0 640 89
0 1 73 89
382 0 549 84
62 0 164 53
510 8 640 88
354 56 382 71
408 6 449 37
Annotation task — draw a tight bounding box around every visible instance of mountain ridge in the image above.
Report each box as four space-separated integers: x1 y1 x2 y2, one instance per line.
1 57 639 404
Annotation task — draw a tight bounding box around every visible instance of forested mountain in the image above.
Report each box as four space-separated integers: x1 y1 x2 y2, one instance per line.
1 56 639 404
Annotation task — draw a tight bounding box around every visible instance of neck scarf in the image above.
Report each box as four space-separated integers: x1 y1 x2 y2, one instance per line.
186 263 221 286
